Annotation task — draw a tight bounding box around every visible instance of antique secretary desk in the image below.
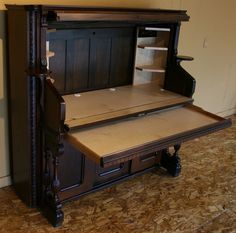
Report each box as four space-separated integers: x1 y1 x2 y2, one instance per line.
6 5 231 226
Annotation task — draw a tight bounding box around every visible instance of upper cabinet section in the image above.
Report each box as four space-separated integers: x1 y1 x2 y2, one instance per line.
5 5 192 97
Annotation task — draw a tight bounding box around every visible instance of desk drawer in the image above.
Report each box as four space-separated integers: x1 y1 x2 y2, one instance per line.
94 161 130 186
131 152 161 173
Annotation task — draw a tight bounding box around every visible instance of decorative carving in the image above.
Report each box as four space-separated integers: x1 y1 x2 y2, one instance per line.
44 149 51 195
43 142 64 227
42 78 66 226
160 144 182 177
28 9 39 207
52 143 64 200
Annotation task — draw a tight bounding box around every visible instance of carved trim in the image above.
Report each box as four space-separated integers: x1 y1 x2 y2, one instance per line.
43 138 64 226
28 9 38 207
42 78 65 226
44 149 51 196
28 7 44 207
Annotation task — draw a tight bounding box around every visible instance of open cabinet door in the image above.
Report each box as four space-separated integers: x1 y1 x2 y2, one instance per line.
42 79 66 226
65 104 231 167
44 79 65 136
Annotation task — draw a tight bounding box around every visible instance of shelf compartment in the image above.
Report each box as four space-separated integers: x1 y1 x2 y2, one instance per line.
136 65 165 73
138 44 168 51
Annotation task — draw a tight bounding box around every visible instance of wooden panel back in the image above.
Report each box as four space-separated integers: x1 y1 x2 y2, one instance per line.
47 28 136 94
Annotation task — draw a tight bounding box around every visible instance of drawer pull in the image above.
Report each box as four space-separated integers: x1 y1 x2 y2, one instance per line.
141 155 156 163
99 163 124 177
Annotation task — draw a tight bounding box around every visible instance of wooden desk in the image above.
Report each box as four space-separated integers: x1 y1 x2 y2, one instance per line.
6 5 231 226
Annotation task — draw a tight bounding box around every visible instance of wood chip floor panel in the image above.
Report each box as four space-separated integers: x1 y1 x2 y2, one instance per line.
0 116 235 233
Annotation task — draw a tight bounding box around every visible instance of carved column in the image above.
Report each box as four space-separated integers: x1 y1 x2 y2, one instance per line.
43 139 64 227
160 144 182 177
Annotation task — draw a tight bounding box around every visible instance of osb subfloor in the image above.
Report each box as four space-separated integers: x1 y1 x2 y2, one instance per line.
0 116 235 233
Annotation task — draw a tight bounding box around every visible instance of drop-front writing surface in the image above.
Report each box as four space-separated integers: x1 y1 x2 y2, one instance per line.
66 105 228 166
63 82 192 128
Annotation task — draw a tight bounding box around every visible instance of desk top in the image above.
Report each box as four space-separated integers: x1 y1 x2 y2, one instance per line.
63 83 192 128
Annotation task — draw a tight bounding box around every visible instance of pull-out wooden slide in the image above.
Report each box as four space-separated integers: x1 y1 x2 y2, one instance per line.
65 104 231 167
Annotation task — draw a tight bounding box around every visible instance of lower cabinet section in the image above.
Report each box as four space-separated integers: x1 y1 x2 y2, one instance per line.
58 142 95 200
58 141 162 202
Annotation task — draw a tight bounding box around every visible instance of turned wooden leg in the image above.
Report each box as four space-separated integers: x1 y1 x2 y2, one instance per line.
42 194 64 227
160 144 182 177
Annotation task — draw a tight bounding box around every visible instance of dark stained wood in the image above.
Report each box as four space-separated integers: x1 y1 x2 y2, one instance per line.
94 161 131 186
164 63 196 97
43 80 66 227
40 6 190 23
160 144 181 177
48 28 135 94
66 38 90 92
110 36 135 86
49 39 66 92
58 141 84 190
131 152 161 173
58 135 98 202
7 7 35 207
44 80 65 133
89 37 111 89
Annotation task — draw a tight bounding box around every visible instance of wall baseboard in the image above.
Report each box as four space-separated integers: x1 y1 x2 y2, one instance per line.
0 176 11 188
217 108 236 118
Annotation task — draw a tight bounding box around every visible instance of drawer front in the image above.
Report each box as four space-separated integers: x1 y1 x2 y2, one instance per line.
94 161 131 186
131 152 161 173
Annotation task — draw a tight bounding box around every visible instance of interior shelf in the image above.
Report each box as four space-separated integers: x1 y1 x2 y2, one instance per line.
46 29 57 33
145 27 171 32
138 44 168 51
46 51 55 58
136 65 166 73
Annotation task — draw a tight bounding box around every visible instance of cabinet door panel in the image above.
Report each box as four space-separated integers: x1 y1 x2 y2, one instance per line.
58 141 84 190
58 144 95 201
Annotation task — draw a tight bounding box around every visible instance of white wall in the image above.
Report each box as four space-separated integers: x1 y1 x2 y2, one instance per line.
179 0 236 116
0 9 10 188
0 0 235 188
